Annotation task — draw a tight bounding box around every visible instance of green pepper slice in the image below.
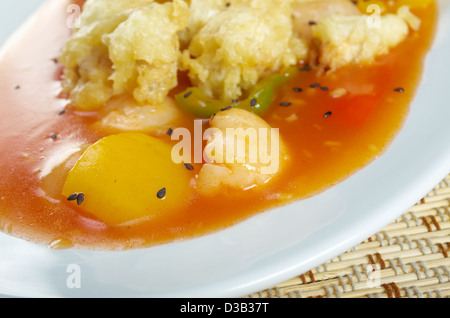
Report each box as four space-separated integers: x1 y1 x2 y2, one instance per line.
175 67 298 118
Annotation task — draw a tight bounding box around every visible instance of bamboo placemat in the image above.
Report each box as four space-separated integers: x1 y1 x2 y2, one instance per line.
247 173 450 298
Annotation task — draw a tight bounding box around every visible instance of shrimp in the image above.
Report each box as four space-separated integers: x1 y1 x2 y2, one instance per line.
94 95 184 136
196 108 288 195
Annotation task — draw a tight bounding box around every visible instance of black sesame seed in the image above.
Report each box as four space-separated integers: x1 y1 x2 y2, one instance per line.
320 86 329 91
231 99 239 103
279 102 292 107
58 109 66 116
221 105 232 111
157 188 166 199
324 111 332 118
167 128 173 136
14 85 20 90
184 163 194 171
300 64 311 72
308 21 317 25
293 87 303 92
310 83 320 88
250 98 257 107
184 91 193 98
50 134 57 140
394 87 405 92
67 194 78 201
76 193 85 206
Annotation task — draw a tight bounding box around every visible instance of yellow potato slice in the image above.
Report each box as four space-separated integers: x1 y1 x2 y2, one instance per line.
62 132 193 225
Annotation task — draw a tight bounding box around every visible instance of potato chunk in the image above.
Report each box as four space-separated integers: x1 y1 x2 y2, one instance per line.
62 133 193 225
197 108 288 195
180 0 308 101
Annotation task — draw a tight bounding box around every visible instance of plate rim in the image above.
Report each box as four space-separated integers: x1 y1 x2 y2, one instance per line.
0 0 449 298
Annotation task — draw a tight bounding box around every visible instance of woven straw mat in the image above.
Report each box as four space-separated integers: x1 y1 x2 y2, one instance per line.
246 173 450 298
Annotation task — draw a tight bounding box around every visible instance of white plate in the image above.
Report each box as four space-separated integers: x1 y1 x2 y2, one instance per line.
0 1 449 298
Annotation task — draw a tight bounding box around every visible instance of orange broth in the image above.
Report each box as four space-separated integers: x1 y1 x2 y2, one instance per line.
0 0 437 249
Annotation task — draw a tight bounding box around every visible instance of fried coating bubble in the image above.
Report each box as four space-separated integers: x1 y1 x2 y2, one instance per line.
180 0 308 101
60 0 189 110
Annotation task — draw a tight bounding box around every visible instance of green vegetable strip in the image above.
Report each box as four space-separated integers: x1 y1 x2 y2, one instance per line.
175 67 298 118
